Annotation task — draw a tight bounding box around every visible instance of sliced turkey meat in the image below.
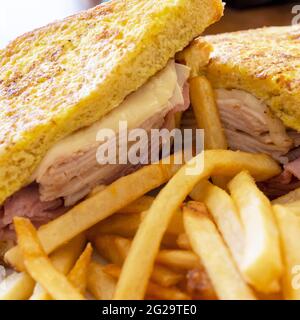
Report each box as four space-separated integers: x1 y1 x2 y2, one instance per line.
215 89 293 162
35 61 190 205
0 61 190 240
215 88 300 198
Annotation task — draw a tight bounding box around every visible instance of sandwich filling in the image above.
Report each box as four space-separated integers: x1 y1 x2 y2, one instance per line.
0 61 190 241
215 89 300 197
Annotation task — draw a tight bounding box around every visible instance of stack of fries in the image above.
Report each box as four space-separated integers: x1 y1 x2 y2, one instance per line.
2 75 300 300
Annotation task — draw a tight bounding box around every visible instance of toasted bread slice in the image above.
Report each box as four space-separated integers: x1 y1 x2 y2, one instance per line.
193 26 300 132
0 0 223 205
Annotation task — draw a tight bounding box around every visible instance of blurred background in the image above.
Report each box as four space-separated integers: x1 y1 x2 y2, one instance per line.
0 0 298 49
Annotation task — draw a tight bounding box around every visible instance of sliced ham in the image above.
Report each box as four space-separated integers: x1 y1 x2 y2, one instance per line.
0 61 191 241
285 157 300 180
215 89 293 162
0 185 68 241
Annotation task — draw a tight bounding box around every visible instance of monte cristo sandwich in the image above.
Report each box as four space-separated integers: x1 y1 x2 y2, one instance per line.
182 25 300 197
0 0 223 254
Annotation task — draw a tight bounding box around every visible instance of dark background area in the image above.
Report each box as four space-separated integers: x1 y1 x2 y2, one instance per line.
0 0 298 49
226 0 296 9
207 1 297 34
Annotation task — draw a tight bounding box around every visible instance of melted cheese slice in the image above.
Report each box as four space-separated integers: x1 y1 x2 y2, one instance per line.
34 60 188 181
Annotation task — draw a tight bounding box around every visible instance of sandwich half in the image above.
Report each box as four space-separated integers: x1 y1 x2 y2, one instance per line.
0 0 223 247
187 25 300 196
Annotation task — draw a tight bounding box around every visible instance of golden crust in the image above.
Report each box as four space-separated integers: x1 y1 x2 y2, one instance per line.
0 0 223 205
198 25 300 131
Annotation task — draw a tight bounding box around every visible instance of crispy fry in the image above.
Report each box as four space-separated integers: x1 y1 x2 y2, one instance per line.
104 265 191 300
93 235 130 266
189 76 229 188
117 196 154 214
278 200 300 215
6 158 182 271
183 202 256 300
51 234 87 275
273 205 300 300
190 179 244 266
0 272 35 300
229 171 283 293
176 234 191 250
163 209 185 236
88 209 184 240
190 76 227 151
2 234 85 301
94 235 183 287
156 250 200 271
113 150 280 300
68 243 93 295
87 262 117 300
88 213 142 239
94 233 198 273
272 187 300 205
176 38 213 78
150 265 184 288
30 234 86 300
147 282 191 300
14 217 84 300
88 185 106 198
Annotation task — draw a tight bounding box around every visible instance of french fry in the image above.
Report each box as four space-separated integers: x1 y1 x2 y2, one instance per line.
228 171 283 293
0 272 35 300
88 209 184 240
113 150 280 300
88 213 142 239
150 265 184 288
30 234 86 300
147 282 191 301
272 187 300 205
88 185 106 198
176 234 191 250
104 265 191 300
183 202 256 300
93 235 130 266
278 201 300 215
190 179 244 266
6 158 182 271
163 209 185 236
87 262 117 300
190 75 229 188
68 243 93 295
14 217 84 300
190 76 227 151
273 205 300 300
94 235 183 287
94 233 198 273
156 250 200 271
51 234 87 275
176 38 213 78
117 196 154 214
1 234 85 301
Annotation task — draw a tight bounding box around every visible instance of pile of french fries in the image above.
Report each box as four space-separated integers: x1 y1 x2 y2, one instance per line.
1 73 300 300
